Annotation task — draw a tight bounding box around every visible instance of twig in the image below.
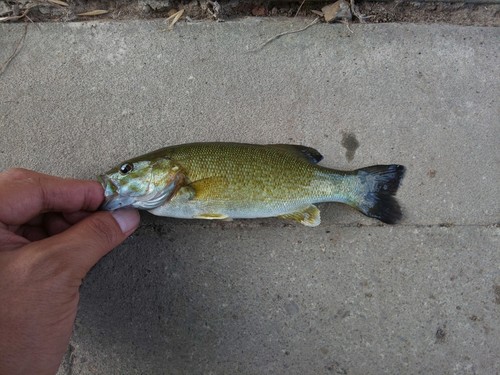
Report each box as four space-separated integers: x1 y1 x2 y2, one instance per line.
0 3 38 22
206 0 220 20
349 0 366 22
294 0 306 18
0 24 28 76
249 17 319 52
340 19 353 33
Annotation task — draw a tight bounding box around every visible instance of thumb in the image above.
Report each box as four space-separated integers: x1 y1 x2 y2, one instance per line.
45 209 140 276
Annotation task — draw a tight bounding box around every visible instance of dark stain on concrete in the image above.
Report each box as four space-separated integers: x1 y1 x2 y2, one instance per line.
334 308 351 319
341 132 359 162
284 300 300 316
325 360 348 374
435 325 447 343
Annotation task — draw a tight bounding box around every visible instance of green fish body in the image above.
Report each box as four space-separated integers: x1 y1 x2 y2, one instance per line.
100 142 405 226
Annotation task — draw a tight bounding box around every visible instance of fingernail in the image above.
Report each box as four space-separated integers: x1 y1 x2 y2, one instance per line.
112 208 140 234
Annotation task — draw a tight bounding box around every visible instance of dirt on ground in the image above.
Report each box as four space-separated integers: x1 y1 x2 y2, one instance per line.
359 1 499 25
0 0 499 26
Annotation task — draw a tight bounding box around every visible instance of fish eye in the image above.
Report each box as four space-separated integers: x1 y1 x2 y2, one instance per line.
120 163 134 174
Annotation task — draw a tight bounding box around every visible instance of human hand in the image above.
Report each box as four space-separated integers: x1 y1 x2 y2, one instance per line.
0 169 140 375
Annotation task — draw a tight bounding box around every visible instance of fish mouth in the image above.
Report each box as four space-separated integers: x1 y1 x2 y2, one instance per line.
98 175 136 211
98 174 178 211
100 194 136 211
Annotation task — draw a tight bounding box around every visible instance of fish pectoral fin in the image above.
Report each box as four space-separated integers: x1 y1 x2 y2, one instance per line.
193 213 232 221
278 205 321 227
267 144 324 164
169 186 196 203
188 176 229 199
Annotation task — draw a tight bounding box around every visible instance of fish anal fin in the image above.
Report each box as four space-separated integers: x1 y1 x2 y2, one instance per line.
278 205 321 227
267 144 323 164
194 213 232 221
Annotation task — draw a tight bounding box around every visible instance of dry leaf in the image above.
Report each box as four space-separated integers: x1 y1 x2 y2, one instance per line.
321 2 340 22
321 0 351 22
166 9 184 30
251 6 267 17
0 15 23 22
167 9 178 17
77 10 109 16
47 0 69 6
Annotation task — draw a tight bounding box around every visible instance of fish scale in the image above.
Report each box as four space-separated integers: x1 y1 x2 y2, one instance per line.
169 144 328 202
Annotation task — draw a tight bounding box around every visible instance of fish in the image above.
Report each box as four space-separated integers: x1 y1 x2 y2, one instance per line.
99 142 406 226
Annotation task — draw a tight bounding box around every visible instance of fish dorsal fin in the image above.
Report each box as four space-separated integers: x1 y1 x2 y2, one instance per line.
278 205 321 227
267 144 323 164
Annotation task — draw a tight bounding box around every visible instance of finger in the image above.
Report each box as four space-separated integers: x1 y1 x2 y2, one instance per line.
14 213 71 239
42 209 140 277
24 215 43 227
63 211 94 225
0 230 30 251
0 169 104 226
43 211 96 236
15 225 48 242
43 213 72 236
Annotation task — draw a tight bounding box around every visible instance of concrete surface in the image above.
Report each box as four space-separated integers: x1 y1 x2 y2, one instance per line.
0 19 499 374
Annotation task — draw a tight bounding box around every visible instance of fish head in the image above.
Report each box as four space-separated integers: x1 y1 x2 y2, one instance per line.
99 157 182 211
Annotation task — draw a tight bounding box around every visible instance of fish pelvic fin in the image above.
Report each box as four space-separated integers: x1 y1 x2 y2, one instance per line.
194 213 232 221
278 205 321 227
354 165 406 224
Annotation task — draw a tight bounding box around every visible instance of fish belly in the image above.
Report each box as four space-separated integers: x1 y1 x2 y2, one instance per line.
148 198 315 220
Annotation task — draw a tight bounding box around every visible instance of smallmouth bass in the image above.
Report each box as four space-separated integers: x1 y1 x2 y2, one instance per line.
99 142 406 226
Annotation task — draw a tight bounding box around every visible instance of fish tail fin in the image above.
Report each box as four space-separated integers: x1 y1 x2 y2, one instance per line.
353 164 406 224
